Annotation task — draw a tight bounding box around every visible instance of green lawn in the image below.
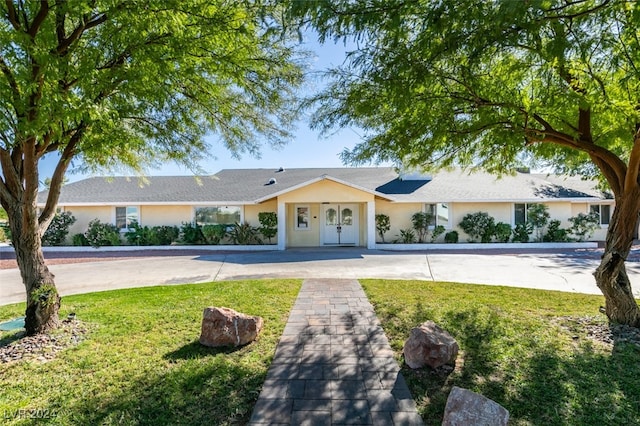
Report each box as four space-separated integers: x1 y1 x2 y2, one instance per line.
0 280 301 425
361 279 640 426
1 279 639 425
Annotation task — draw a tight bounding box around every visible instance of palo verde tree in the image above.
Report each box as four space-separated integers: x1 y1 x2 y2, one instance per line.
0 0 304 335
292 1 640 326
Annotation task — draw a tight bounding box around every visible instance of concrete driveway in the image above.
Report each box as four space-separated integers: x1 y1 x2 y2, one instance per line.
2 248 640 305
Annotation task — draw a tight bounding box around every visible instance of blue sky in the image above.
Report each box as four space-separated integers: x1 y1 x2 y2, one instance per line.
39 37 378 184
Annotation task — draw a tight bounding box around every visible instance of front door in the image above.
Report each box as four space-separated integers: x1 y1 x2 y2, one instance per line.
322 204 358 245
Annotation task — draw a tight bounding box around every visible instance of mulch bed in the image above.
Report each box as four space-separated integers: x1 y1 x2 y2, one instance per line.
0 317 89 364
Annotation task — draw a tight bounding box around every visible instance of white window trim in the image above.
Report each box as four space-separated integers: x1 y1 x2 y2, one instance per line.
589 203 612 227
114 205 140 232
295 204 311 231
425 202 452 229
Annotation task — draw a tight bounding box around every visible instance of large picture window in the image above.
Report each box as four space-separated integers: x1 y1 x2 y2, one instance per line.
195 206 241 226
426 203 450 228
116 206 139 230
590 204 611 226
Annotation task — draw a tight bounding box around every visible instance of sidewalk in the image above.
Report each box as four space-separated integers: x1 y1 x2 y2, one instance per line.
249 279 424 425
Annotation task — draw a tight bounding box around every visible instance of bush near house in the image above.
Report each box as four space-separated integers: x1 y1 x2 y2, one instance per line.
569 212 601 242
85 219 122 248
375 214 391 243
459 212 495 243
258 212 278 244
42 212 76 246
444 230 459 243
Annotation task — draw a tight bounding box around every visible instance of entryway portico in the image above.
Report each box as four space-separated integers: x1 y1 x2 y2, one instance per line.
255 174 391 250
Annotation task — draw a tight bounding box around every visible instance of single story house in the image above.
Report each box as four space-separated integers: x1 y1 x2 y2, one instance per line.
39 167 621 249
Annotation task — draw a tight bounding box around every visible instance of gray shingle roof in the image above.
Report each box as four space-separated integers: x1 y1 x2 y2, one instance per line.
40 167 610 205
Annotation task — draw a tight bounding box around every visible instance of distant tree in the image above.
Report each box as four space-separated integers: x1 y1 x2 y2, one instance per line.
0 0 304 335
292 0 640 327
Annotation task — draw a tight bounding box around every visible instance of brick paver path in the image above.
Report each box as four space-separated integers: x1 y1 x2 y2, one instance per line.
249 278 424 425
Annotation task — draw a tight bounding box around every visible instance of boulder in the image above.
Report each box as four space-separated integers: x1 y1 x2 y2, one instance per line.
199 307 264 347
403 320 458 369
442 386 509 426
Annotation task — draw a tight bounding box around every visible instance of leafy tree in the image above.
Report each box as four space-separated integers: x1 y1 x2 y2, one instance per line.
293 0 640 326
375 213 390 243
527 204 551 242
0 0 304 335
258 212 278 243
411 211 432 243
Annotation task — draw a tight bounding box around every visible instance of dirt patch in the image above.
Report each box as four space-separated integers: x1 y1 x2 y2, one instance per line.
554 315 640 349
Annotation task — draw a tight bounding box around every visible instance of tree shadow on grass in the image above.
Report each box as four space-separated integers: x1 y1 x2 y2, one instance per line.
52 351 265 425
164 339 245 360
397 303 640 425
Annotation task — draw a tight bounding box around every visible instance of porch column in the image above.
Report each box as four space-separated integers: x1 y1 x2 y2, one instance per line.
367 200 376 249
277 200 286 250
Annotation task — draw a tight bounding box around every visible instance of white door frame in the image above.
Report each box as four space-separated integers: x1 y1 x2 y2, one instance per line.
320 203 359 246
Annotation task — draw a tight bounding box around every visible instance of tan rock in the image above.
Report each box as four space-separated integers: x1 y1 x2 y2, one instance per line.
403 320 458 369
442 386 509 426
199 307 263 347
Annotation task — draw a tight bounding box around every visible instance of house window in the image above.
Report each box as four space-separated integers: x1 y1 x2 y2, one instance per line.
195 206 241 226
296 205 310 230
590 204 611 225
116 206 139 230
514 203 542 225
426 203 450 228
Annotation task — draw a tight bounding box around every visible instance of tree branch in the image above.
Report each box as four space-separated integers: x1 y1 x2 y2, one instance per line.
27 1 49 38
4 0 21 30
625 127 640 193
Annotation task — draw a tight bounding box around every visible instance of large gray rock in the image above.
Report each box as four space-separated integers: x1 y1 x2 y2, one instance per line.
403 320 458 369
442 386 509 426
199 307 264 347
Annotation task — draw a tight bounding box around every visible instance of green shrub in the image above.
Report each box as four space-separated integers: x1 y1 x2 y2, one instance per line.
569 212 600 241
527 204 550 242
180 222 206 244
228 222 262 245
411 211 433 243
0 222 10 243
512 223 532 243
42 211 76 246
258 212 278 243
431 225 446 243
493 222 512 243
72 233 89 246
544 219 570 242
396 228 416 244
85 219 121 248
375 214 391 243
459 211 495 243
124 221 162 246
444 230 458 243
202 224 227 245
153 226 180 245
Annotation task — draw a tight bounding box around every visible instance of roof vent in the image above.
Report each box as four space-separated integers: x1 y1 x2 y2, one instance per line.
277 167 285 172
266 177 277 185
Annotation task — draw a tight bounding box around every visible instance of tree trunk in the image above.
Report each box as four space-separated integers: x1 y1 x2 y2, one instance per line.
8 206 60 335
594 193 640 327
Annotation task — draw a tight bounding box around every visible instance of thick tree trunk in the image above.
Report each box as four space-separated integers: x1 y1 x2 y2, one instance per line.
594 193 640 327
8 206 60 335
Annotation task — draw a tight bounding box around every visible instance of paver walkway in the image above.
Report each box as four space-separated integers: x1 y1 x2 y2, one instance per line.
249 278 424 425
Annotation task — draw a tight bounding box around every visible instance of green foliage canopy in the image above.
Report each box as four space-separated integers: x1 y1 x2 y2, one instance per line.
292 0 640 190
0 0 305 221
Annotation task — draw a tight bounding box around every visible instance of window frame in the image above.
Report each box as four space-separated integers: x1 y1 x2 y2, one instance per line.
193 206 242 227
115 205 140 231
589 204 612 226
513 203 543 226
295 204 311 231
425 202 451 229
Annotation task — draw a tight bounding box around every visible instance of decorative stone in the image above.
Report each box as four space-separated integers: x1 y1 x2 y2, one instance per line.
403 320 458 369
199 307 264 347
442 386 509 426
